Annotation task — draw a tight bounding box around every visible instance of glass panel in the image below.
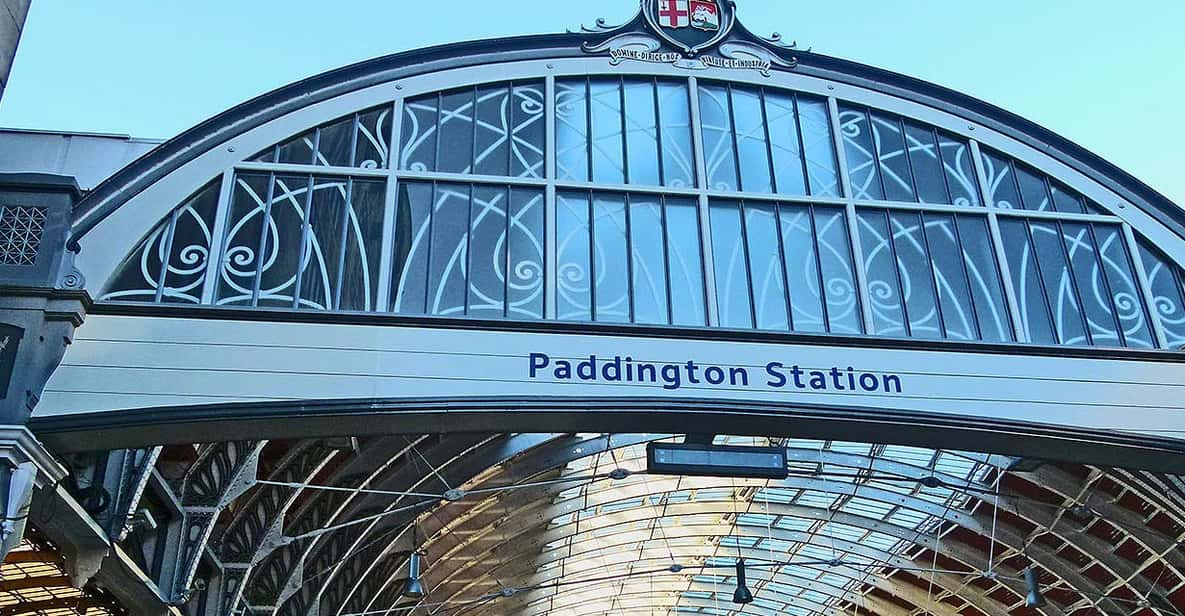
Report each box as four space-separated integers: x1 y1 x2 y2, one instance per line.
338 179 386 311
1091 225 1155 347
293 177 345 311
955 216 1013 342
1138 241 1185 348
592 192 629 321
838 106 882 200
699 84 738 192
390 182 434 314
510 83 546 178
1061 222 1119 345
426 184 471 316
216 173 272 306
556 80 591 182
857 210 906 336
315 115 354 168
888 210 941 338
870 113 915 202
354 106 392 169
999 218 1055 344
937 131 980 206
474 85 511 177
778 204 825 333
924 214 978 340
657 82 695 188
275 131 315 166
468 185 508 317
814 207 862 334
589 80 625 185
1029 221 1089 345
731 88 773 194
744 204 788 329
797 97 840 198
629 195 668 324
764 92 807 196
981 150 1021 210
1015 165 1052 212
258 174 315 308
401 95 439 172
507 187 546 319
665 197 706 326
103 182 220 304
557 191 592 321
160 183 220 304
623 81 660 187
437 90 475 174
904 123 948 204
1050 182 1086 214
709 201 752 328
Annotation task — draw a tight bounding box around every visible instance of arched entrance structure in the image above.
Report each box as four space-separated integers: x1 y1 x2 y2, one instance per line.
0 2 1184 615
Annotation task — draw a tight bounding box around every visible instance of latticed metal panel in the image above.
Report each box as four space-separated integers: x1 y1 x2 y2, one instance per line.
0 206 47 266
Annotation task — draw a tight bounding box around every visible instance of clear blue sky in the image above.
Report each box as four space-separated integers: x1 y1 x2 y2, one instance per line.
2 1 1182 205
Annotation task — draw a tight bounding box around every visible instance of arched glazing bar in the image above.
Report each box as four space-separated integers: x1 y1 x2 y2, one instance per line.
98 72 1185 351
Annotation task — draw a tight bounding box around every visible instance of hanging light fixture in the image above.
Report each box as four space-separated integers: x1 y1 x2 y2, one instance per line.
403 552 426 599
1024 566 1046 608
732 559 754 605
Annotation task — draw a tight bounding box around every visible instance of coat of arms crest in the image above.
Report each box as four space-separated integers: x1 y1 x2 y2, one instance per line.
644 0 735 55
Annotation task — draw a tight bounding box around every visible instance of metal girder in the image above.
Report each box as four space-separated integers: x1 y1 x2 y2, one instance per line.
272 434 499 616
324 433 564 616
340 434 658 616
172 440 265 605
214 440 341 614
184 435 1185 616
100 446 162 541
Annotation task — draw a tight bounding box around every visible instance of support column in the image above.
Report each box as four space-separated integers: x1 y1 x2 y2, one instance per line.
0 174 89 561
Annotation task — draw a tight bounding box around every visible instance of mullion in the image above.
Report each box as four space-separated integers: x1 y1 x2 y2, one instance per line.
931 128 954 205
652 79 667 187
290 175 317 309
882 208 912 337
619 77 630 185
348 112 361 168
725 84 744 192
659 195 674 325
757 88 778 194
251 172 278 306
737 200 758 329
587 190 597 321
949 215 985 341
506 83 514 178
807 205 832 332
423 182 438 314
311 127 322 166
154 208 180 303
585 79 594 182
434 92 444 173
471 85 480 176
624 191 635 323
792 95 813 196
503 185 512 318
462 183 475 316
867 110 890 201
913 212 948 338
331 177 355 311
773 203 795 332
